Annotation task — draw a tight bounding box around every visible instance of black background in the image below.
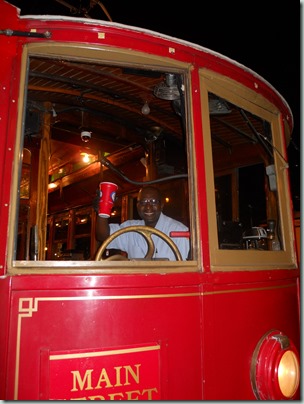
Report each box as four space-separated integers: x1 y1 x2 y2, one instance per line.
6 0 301 210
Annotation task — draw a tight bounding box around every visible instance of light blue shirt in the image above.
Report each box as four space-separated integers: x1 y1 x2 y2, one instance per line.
107 213 189 261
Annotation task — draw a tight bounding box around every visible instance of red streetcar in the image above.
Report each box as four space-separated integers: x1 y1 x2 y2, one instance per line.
0 0 300 400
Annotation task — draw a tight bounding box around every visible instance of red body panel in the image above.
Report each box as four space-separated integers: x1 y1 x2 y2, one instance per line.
2 271 299 399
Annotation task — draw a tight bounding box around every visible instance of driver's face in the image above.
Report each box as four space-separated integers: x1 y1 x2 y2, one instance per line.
137 187 163 227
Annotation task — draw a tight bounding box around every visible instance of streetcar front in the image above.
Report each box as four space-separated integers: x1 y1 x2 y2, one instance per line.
0 1 300 400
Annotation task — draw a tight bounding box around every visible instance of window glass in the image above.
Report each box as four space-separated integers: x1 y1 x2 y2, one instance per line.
14 53 192 267
209 93 282 251
200 85 296 269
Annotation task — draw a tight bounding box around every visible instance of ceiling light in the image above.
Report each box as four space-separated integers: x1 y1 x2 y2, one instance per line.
154 73 180 100
82 153 90 163
209 98 231 115
80 131 91 142
141 101 150 115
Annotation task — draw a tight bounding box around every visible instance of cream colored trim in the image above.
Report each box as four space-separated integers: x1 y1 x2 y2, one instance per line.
10 260 198 274
24 41 192 70
7 46 29 267
7 42 199 274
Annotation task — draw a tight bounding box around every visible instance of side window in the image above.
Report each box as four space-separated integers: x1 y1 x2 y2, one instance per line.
209 92 281 251
201 79 296 269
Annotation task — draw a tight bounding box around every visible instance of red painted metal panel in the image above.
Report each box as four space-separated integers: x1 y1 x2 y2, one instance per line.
201 278 300 399
0 35 22 275
6 285 203 400
4 271 300 400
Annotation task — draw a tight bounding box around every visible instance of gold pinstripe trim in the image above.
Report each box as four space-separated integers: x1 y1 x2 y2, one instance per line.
14 292 197 399
203 282 296 295
13 282 296 399
50 345 160 361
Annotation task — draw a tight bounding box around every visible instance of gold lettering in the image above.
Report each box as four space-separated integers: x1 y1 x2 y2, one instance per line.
107 392 124 400
70 396 106 400
87 395 106 400
70 398 88 400
125 390 141 400
68 386 158 400
95 368 113 389
141 388 158 400
114 366 122 387
71 370 93 392
124 364 141 385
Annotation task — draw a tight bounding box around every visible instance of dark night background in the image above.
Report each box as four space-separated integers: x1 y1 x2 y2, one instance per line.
6 0 301 211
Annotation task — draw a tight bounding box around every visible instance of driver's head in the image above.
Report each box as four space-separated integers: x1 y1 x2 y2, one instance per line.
137 186 164 227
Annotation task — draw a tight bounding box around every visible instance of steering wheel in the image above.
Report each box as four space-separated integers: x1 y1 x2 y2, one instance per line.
95 225 182 261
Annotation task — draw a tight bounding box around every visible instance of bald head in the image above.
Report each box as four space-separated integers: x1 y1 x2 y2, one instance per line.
137 186 162 202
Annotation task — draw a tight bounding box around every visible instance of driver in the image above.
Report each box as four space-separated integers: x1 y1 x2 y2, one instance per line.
95 186 190 260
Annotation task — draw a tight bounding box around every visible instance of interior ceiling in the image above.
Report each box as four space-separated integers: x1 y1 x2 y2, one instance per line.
26 58 183 157
24 56 190 210
24 56 268 183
